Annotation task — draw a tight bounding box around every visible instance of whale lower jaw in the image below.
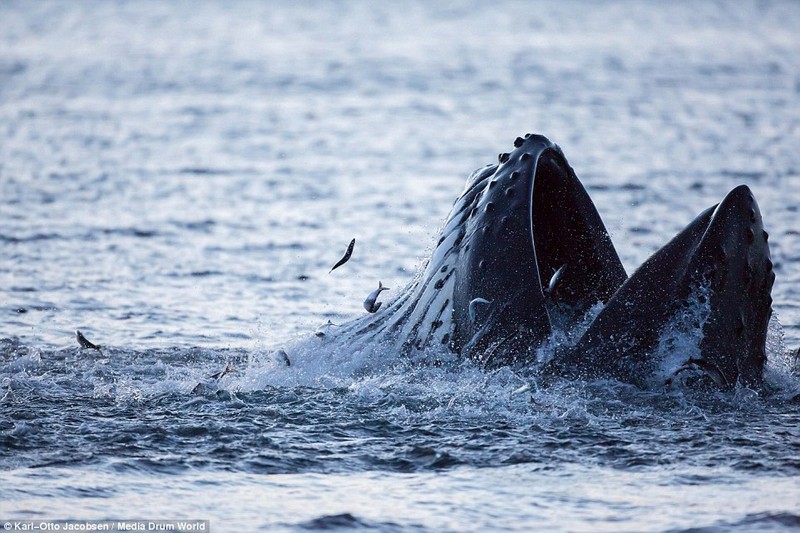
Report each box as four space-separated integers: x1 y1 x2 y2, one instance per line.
549 185 773 390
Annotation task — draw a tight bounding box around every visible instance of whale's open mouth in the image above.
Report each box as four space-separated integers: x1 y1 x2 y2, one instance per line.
389 132 773 389
451 134 627 363
530 147 627 317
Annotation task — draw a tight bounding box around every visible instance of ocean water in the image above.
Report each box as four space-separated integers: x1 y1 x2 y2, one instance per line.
2 1 800 531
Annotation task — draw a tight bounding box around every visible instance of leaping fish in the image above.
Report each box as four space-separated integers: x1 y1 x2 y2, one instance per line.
363 281 390 313
329 238 356 273
191 361 235 395
468 298 492 323
543 264 567 302
208 361 235 381
273 349 291 367
75 330 103 353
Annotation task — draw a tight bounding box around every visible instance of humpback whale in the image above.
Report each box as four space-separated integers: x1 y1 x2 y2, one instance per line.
324 134 773 390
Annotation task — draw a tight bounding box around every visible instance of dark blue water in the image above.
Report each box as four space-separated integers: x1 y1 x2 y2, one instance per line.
2 1 800 531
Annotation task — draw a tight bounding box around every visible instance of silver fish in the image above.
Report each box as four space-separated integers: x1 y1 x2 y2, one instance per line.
191 361 235 395
273 349 291 366
468 298 492 323
544 264 566 299
329 238 356 273
208 361 234 381
363 281 390 313
75 330 102 352
314 320 339 338
510 383 531 396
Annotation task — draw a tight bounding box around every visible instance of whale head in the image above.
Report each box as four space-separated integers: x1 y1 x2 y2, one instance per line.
330 134 626 364
325 133 773 392
443 134 627 365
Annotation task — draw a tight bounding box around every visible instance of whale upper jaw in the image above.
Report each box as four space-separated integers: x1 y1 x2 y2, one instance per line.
451 134 626 365
552 184 773 389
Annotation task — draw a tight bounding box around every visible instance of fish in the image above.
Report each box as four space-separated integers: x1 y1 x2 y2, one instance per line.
191 362 235 395
468 298 492 323
363 281 390 313
273 349 291 366
75 330 103 353
329 238 356 273
544 264 567 302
